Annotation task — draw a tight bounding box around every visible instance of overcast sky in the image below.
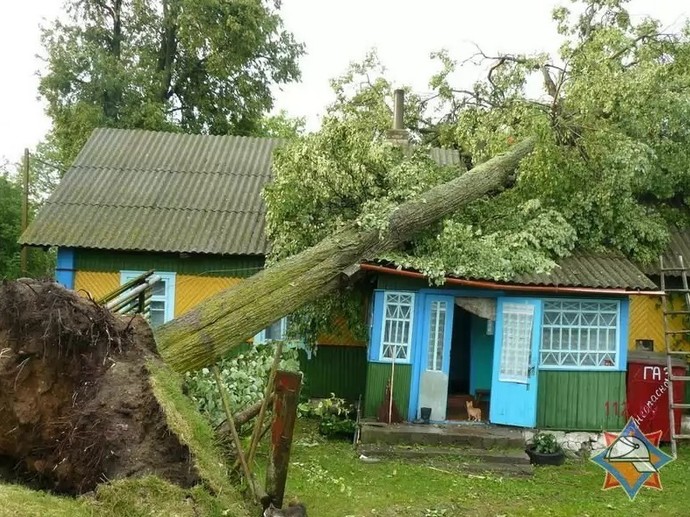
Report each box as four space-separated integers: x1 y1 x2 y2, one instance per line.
0 1 687 164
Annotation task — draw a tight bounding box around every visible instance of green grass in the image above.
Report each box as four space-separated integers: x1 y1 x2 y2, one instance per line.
0 476 230 517
264 421 690 517
148 361 251 516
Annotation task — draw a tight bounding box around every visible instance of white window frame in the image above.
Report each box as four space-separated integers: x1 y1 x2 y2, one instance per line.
426 300 446 372
120 270 176 325
499 302 535 383
254 317 289 345
378 291 415 364
539 299 621 370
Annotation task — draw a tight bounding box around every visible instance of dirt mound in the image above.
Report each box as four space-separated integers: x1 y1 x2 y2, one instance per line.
0 279 198 493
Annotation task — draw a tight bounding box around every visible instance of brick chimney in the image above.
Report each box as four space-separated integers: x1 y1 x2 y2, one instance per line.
386 88 409 146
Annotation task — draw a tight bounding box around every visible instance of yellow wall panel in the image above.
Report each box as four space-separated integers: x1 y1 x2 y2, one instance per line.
628 294 688 352
174 275 241 317
318 315 366 347
74 271 120 301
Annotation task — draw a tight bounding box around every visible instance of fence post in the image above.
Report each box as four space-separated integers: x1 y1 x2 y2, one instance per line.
265 370 302 508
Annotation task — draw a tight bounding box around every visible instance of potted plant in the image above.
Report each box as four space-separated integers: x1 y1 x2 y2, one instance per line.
526 432 566 466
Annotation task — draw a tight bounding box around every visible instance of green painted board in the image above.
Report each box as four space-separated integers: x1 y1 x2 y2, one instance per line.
299 346 367 402
537 370 626 431
363 363 412 419
376 274 428 291
75 249 264 278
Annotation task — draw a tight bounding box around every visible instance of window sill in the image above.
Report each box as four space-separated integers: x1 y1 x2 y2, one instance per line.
538 366 624 372
373 358 412 365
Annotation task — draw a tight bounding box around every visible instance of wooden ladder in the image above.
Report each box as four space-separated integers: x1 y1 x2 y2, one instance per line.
660 255 690 458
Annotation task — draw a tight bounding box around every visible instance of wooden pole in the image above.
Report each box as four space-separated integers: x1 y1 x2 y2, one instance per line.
265 370 302 508
247 341 283 472
211 365 255 500
20 148 29 275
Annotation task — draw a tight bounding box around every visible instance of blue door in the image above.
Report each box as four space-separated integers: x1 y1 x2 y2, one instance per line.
416 295 455 422
489 297 542 427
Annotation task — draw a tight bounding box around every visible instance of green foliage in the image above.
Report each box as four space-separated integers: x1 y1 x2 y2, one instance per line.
0 174 22 279
254 110 306 139
531 432 563 455
265 1 690 341
298 394 357 439
184 343 300 428
0 171 55 280
39 0 304 168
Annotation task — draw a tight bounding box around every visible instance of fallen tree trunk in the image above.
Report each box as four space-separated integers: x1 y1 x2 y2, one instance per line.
158 138 536 372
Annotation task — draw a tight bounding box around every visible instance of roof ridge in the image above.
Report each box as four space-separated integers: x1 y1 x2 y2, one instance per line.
69 164 274 177
42 201 265 214
92 126 286 144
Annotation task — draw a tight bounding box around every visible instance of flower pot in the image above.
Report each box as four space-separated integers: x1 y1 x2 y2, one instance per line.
526 447 566 466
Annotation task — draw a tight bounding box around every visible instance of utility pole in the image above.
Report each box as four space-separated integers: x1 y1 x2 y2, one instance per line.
20 148 29 275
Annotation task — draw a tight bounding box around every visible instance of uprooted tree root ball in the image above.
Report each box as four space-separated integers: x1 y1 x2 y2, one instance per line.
0 279 199 494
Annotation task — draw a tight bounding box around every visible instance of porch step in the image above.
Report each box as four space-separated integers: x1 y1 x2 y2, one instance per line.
359 421 526 449
356 444 534 477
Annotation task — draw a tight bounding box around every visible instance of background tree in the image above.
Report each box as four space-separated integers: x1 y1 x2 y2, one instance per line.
264 0 690 343
0 167 54 280
39 0 304 168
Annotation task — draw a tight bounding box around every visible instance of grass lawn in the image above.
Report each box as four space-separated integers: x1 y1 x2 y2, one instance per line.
269 421 690 517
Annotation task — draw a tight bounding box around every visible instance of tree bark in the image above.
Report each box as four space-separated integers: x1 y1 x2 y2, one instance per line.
216 395 275 435
157 138 536 372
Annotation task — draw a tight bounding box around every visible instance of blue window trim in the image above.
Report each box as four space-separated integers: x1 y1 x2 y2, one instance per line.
120 270 176 323
55 247 75 289
537 297 629 372
368 290 416 365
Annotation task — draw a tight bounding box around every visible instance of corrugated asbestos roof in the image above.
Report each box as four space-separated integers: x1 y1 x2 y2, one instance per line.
510 252 658 290
21 129 280 254
21 128 462 256
641 228 690 277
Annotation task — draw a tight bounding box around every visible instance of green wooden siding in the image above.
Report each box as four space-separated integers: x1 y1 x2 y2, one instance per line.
299 346 367 402
363 363 412 419
537 370 626 431
376 274 428 291
74 249 264 278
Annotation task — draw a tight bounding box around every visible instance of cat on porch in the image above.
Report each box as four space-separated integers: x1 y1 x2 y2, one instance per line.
466 399 482 422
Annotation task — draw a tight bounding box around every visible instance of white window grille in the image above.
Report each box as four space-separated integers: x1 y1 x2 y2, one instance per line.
426 301 446 371
120 271 176 327
380 292 415 362
499 303 535 383
540 300 619 369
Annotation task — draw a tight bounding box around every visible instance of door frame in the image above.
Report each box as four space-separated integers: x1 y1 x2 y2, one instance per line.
489 297 542 427
413 294 455 422
408 289 500 421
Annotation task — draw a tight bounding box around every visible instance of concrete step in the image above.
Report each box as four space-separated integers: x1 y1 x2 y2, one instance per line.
358 444 531 465
356 445 534 477
359 422 526 449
